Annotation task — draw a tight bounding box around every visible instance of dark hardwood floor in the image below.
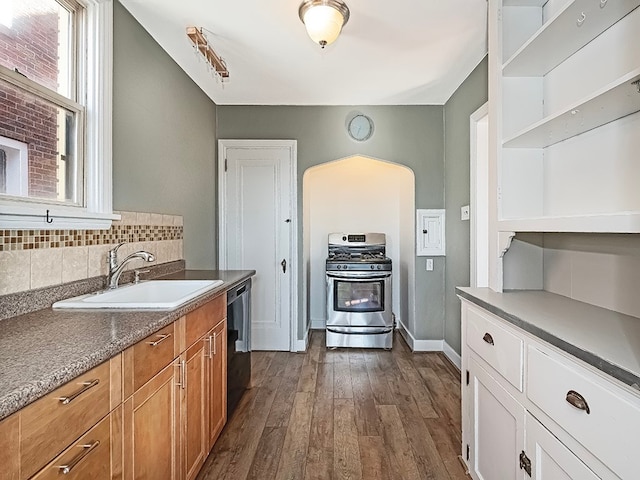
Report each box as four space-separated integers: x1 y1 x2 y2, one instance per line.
197 331 470 480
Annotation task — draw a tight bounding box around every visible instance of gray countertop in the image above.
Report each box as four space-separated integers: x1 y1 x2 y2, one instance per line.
0 270 254 421
456 287 640 391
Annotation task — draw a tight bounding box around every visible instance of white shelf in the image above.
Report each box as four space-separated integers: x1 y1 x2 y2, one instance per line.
498 212 640 232
502 69 640 148
503 0 640 77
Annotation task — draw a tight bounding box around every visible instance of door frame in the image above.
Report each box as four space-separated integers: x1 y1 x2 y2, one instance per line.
217 139 299 352
470 103 489 288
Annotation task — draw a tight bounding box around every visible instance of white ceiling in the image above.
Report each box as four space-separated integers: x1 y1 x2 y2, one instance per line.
119 0 488 106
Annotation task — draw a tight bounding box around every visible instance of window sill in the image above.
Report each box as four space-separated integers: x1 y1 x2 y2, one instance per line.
0 203 120 230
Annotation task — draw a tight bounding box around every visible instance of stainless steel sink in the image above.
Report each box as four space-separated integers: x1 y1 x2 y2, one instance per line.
52 280 224 310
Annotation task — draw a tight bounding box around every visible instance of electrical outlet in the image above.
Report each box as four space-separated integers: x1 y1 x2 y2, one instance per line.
426 259 434 271
461 205 470 221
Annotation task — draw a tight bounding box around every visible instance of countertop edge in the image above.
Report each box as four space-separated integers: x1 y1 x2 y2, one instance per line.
0 270 255 420
455 287 640 391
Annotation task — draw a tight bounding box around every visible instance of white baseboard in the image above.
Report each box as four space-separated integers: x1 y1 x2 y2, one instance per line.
443 341 461 370
397 320 462 370
294 323 311 352
397 319 443 351
310 317 325 330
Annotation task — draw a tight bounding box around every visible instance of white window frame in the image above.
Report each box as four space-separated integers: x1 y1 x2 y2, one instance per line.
0 0 116 229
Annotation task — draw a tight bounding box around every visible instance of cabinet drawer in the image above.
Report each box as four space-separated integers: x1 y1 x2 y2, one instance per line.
123 322 177 398
31 409 117 480
20 359 114 479
185 294 226 348
465 304 523 390
527 345 640 480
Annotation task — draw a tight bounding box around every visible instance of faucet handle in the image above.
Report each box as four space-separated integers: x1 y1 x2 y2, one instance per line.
134 269 150 284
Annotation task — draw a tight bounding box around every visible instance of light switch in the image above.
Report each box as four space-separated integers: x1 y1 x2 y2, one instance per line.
461 205 470 221
426 259 434 271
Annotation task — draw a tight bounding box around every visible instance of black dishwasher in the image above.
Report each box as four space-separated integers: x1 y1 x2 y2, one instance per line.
226 279 251 417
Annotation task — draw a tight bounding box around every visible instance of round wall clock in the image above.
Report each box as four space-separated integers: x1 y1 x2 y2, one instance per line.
347 114 374 141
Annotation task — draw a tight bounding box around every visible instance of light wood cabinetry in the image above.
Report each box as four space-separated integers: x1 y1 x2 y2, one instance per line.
182 335 209 480
461 299 640 479
207 318 227 450
123 361 181 480
0 292 229 480
122 293 228 480
0 356 122 480
32 408 123 480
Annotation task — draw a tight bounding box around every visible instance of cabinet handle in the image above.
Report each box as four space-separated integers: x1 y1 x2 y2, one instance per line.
566 390 590 414
482 332 494 345
146 333 172 347
213 332 217 356
58 440 100 474
176 359 186 390
57 379 100 405
207 336 213 359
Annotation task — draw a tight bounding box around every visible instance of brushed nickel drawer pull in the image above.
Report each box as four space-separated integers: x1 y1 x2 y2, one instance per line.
176 359 186 390
207 336 213 359
58 379 100 405
566 390 590 414
58 440 100 474
482 332 494 345
146 333 172 347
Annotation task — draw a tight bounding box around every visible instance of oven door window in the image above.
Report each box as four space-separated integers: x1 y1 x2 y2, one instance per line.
333 279 384 313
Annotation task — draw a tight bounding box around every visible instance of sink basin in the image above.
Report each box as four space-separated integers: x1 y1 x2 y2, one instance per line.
53 280 224 310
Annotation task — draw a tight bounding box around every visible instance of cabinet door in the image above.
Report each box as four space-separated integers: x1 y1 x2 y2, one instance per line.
525 413 600 480
123 362 180 480
468 356 526 480
183 337 209 480
208 319 227 450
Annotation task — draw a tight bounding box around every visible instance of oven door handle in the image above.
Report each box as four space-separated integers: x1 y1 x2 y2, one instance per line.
326 272 391 280
326 326 394 335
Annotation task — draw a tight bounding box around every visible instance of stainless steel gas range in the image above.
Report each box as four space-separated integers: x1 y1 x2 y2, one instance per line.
325 233 393 349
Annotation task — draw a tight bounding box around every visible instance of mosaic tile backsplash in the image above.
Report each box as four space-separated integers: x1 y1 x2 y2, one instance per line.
0 211 184 295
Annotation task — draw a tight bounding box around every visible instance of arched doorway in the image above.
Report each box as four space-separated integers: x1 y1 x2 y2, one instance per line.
302 155 416 338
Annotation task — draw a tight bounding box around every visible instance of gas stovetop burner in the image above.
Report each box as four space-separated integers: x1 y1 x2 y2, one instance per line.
326 232 392 271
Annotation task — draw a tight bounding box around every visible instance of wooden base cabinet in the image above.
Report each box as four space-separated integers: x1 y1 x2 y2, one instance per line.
123 361 181 480
207 318 227 450
183 335 209 480
122 293 228 480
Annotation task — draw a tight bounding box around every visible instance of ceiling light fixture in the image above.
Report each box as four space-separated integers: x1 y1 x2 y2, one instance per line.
298 0 350 49
186 27 229 80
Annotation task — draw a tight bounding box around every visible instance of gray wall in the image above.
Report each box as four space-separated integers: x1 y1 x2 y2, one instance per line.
443 57 488 355
217 106 445 341
112 1 218 268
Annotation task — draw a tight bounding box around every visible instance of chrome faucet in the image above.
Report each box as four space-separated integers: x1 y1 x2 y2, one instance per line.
107 242 155 289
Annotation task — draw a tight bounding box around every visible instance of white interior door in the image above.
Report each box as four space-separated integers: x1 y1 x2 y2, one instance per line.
219 140 297 351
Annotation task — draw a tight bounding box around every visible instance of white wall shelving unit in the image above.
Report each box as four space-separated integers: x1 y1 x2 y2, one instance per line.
492 0 640 242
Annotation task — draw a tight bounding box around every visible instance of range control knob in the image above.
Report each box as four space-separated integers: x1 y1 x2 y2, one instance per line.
378 265 382 270
343 265 348 269
336 265 341 270
370 265 375 270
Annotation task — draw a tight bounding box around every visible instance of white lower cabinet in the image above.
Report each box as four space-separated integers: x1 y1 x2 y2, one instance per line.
525 413 599 480
461 299 640 480
468 357 525 480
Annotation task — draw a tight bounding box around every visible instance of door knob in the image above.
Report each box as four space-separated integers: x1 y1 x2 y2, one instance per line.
281 259 287 273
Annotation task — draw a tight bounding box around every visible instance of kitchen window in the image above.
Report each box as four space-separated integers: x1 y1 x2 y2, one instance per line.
0 0 115 229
